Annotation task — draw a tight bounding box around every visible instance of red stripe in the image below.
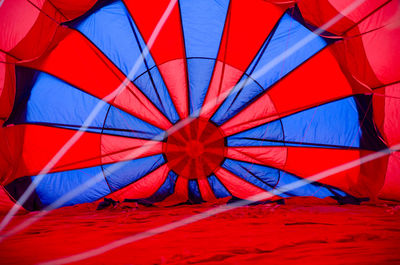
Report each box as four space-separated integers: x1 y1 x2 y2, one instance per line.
0 55 15 126
124 1 189 119
2 0 62 60
156 175 188 206
4 125 163 181
200 1 283 119
379 152 400 201
101 135 163 165
21 28 172 130
13 125 101 177
109 164 170 201
226 147 287 169
221 49 354 136
214 167 268 199
227 146 368 196
198 178 217 202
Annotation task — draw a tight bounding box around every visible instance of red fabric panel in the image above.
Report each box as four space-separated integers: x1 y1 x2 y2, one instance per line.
284 147 363 196
382 84 400 147
198 178 217 202
298 0 388 35
268 49 354 114
357 150 388 199
331 1 400 91
372 87 386 142
124 0 189 119
109 164 170 202
201 1 283 118
227 146 365 196
4 125 164 181
379 152 400 201
0 125 25 186
214 167 267 199
377 84 400 146
0 55 16 126
21 28 172 130
216 1 283 71
49 0 97 20
220 92 278 136
226 147 287 170
355 0 400 86
158 60 188 119
221 49 353 136
0 0 63 61
101 135 163 165
14 125 102 178
157 176 188 206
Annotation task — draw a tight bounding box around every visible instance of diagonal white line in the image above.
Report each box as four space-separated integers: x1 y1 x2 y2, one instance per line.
40 143 400 265
0 0 371 252
0 0 178 232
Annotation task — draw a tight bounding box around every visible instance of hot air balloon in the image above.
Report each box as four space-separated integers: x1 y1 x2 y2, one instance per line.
0 0 398 212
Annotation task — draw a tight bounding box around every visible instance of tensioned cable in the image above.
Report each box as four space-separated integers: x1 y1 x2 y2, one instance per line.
0 0 179 232
41 143 400 265
0 0 371 243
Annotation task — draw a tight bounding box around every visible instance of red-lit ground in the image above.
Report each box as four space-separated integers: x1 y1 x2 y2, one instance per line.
0 196 399 265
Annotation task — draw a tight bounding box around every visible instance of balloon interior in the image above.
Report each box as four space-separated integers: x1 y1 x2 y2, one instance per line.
0 0 399 263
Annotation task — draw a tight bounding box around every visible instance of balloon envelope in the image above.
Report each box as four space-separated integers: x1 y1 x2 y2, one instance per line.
0 0 398 210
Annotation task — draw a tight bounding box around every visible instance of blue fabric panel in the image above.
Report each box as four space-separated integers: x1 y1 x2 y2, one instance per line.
104 106 165 140
73 0 151 76
208 175 231 198
188 180 203 203
179 0 230 116
227 97 361 148
33 166 110 207
276 171 336 199
222 159 279 190
179 0 229 58
211 75 263 125
221 159 346 199
73 0 179 123
18 72 108 130
187 59 216 116
227 120 283 147
18 71 164 139
281 97 361 148
144 171 178 203
212 13 327 125
103 154 165 192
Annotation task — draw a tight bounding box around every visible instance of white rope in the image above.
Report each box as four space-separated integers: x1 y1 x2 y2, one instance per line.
40 143 400 265
0 0 179 232
0 0 370 252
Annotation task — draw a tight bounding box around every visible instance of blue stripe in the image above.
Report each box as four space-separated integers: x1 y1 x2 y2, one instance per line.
33 166 110 207
143 171 178 203
212 12 328 125
277 172 338 198
179 0 230 115
187 59 216 115
222 159 345 199
227 120 283 147
227 97 361 148
207 175 231 198
12 71 164 139
188 180 203 203
103 155 165 192
72 0 179 123
222 159 279 191
281 97 360 148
